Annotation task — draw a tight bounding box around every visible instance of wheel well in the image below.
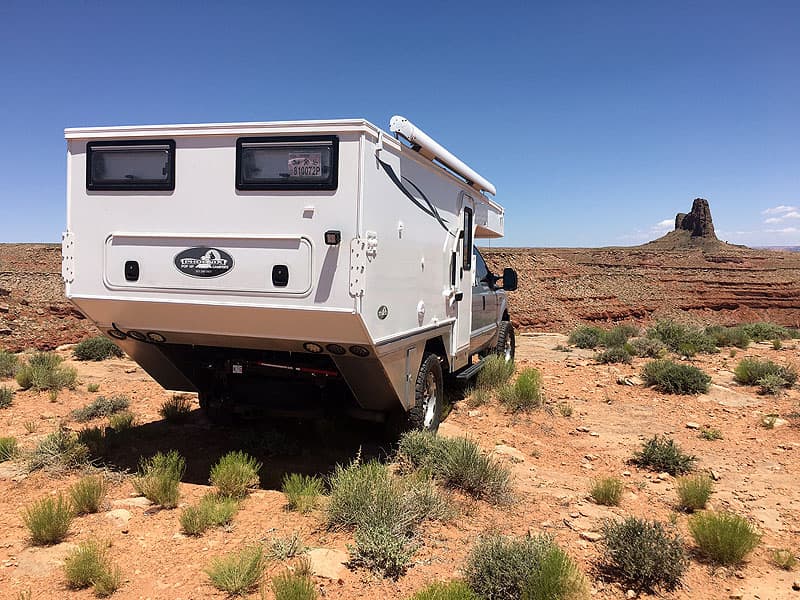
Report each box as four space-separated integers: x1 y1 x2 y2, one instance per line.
502 310 510 321
424 336 449 373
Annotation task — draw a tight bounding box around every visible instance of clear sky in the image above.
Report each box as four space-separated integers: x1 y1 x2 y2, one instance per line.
0 1 797 247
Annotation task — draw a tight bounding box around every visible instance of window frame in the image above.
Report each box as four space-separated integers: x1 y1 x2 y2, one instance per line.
235 135 339 191
86 139 176 191
462 206 473 271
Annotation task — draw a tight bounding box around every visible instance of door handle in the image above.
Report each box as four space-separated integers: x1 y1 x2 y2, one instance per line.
482 296 486 310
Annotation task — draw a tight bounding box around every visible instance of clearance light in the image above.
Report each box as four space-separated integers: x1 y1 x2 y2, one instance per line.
324 230 341 245
349 345 370 357
127 330 146 342
326 343 346 355
303 342 323 354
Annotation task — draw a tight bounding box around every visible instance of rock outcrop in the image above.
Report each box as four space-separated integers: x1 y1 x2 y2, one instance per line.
675 198 716 239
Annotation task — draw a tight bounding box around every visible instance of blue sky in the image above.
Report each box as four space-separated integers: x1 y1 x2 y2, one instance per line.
0 1 797 247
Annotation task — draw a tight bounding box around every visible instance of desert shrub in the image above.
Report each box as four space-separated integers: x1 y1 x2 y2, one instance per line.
772 338 783 350
647 320 717 354
761 413 779 429
210 451 261 498
206 545 266 596
595 346 632 365
108 411 136 431
464 533 587 600
0 436 18 461
740 322 792 342
72 336 123 361
23 494 73 545
498 368 543 411
409 581 479 600
771 549 797 570
705 326 751 349
734 358 797 387
271 569 317 600
631 435 695 475
29 428 89 471
15 352 77 392
70 475 108 514
349 523 419 579
641 359 711 394
467 385 490 408
601 517 687 591
396 432 511 503
568 326 604 349
628 337 666 358
133 450 185 508
601 324 639 348
699 427 722 441
688 511 760 565
267 531 306 560
675 474 713 512
476 354 515 390
72 395 130 422
557 402 574 417
77 426 107 458
87 383 100 393
282 473 324 513
159 394 192 423
0 385 13 408
63 539 121 596
181 494 239 535
590 477 623 506
0 350 19 378
757 373 787 395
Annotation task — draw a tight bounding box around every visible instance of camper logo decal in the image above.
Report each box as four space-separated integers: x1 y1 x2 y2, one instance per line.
174 247 234 278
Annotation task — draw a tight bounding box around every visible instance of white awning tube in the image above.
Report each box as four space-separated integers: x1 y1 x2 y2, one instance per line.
389 116 497 196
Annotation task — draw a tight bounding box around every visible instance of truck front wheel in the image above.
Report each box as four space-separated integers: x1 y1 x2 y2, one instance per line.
407 352 444 432
495 321 515 362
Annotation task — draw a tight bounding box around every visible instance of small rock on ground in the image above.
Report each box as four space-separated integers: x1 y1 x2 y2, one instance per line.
307 548 349 580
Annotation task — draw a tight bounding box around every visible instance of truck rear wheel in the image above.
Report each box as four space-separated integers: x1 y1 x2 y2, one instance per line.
495 321 515 362
406 351 444 433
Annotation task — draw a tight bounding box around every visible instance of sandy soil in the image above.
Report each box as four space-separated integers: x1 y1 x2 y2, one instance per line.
1 335 798 600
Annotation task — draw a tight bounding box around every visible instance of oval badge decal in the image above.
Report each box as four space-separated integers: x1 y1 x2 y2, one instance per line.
174 247 234 278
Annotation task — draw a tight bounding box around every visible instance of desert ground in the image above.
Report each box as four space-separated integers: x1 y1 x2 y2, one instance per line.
1 332 799 599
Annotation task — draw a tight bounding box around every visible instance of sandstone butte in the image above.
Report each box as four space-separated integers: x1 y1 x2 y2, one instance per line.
1 198 799 350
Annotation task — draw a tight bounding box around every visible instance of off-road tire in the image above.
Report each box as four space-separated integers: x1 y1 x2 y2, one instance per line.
406 352 444 433
495 320 515 362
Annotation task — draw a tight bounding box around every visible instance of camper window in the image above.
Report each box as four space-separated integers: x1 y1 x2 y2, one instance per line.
86 140 175 191
236 136 338 191
462 207 473 270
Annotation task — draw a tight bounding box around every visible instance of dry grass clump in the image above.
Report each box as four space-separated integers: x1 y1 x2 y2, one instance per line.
64 539 122 596
646 320 718 355
15 352 77 392
590 477 624 506
464 533 588 600
631 435 695 476
476 354 515 389
72 336 123 361
594 347 632 364
409 581 479 600
159 394 193 423
270 568 317 600
0 350 19 378
688 511 760 565
739 322 793 342
267 531 306 560
733 358 797 387
641 360 711 394
282 473 324 513
28 428 89 471
627 337 667 358
568 325 604 349
210 451 261 498
0 385 14 408
72 395 130 422
180 494 238 536
23 494 73 545
498 367 543 412
70 475 108 514
133 450 185 508
699 427 722 441
108 411 136 432
771 549 796 570
675 474 713 512
206 545 266 596
0 436 18 461
601 517 688 592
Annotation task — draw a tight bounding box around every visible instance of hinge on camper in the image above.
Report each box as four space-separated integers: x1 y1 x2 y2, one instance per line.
61 231 75 284
349 238 367 297
365 231 378 259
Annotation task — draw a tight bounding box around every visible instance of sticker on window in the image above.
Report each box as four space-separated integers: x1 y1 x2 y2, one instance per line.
288 153 322 178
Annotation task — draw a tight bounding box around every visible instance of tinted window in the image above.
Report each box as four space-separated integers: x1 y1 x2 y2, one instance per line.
236 136 338 190
87 140 175 191
462 206 473 270
474 247 489 286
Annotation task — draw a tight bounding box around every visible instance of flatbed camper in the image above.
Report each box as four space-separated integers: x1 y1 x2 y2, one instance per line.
63 116 517 432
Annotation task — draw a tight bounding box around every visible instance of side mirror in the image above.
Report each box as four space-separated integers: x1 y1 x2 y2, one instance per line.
501 267 518 291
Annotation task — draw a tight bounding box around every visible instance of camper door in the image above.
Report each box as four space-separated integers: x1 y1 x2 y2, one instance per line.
452 195 474 358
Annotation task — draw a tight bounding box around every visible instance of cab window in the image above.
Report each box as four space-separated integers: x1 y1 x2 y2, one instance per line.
474 247 489 287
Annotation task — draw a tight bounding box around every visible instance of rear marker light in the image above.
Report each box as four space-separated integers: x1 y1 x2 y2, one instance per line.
125 260 139 282
108 329 127 340
127 330 146 342
147 332 166 343
324 230 341 245
326 343 346 355
303 342 323 353
349 345 370 357
272 264 289 287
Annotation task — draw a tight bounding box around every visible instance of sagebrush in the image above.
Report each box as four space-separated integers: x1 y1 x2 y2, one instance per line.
72 395 130 422
641 359 711 394
0 385 13 408
734 358 796 387
15 352 77 392
631 435 695 475
159 394 193 422
73 336 123 361
0 350 19 378
28 428 89 471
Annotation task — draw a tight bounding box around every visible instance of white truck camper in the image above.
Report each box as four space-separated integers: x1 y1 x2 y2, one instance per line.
63 116 518 432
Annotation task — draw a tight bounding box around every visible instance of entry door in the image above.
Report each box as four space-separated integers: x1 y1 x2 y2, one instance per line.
453 195 474 360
